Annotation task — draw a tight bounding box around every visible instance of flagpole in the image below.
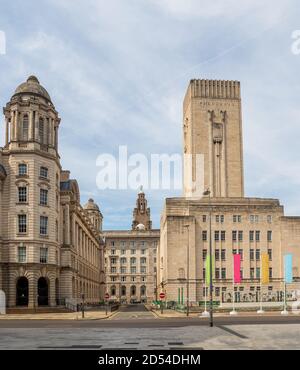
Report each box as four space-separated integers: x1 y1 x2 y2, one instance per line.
257 255 264 314
230 255 237 315
281 280 288 315
201 268 209 317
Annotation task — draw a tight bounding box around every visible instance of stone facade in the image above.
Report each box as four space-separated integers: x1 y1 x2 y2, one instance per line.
104 190 159 303
0 76 104 308
159 79 300 305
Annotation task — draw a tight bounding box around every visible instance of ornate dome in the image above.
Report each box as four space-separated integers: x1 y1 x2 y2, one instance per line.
13 75 52 102
136 223 145 231
84 198 100 211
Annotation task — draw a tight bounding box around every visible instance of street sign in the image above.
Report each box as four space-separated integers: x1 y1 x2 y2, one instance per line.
159 292 166 299
104 293 110 300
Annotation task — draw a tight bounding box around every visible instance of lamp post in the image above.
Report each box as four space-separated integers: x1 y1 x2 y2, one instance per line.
183 224 190 317
203 189 213 327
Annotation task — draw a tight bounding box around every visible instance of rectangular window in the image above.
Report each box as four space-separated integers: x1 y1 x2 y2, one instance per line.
250 249 254 261
240 269 243 279
203 268 206 279
233 215 242 223
215 249 220 261
40 247 48 263
111 241 115 246
141 249 146 255
18 187 27 203
256 249 260 260
18 163 27 176
268 249 272 261
130 267 136 274
249 230 254 242
40 166 48 179
202 230 207 241
202 215 207 223
203 250 207 260
267 215 272 223
18 245 26 263
215 287 220 297
110 267 116 273
215 268 220 279
40 189 48 206
269 268 272 279
141 266 146 274
121 276 126 282
221 231 226 241
40 216 48 235
238 230 243 241
121 249 126 255
140 257 146 264
256 231 260 242
256 267 260 279
232 230 237 242
111 249 116 255
221 249 226 261
131 249 136 255
250 268 254 279
267 230 272 242
120 267 126 274
221 268 226 279
238 249 243 260
214 231 220 241
18 214 27 233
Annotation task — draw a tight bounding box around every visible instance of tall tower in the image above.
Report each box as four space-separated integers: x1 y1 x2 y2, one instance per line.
183 79 244 198
132 187 152 230
1 76 61 308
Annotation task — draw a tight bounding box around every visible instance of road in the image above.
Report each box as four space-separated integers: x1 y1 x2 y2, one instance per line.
1 305 300 349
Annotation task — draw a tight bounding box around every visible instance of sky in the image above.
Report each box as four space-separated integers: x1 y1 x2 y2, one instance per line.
0 0 300 229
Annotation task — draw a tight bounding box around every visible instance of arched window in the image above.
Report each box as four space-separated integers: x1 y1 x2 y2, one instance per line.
22 115 29 141
130 285 136 296
111 285 116 296
121 286 126 296
140 285 146 296
39 118 44 144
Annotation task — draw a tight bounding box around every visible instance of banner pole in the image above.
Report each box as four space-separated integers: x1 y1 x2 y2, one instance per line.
257 256 264 314
230 256 237 315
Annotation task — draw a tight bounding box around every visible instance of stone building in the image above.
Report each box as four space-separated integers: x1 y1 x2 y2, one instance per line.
104 189 159 303
158 79 300 304
0 76 104 308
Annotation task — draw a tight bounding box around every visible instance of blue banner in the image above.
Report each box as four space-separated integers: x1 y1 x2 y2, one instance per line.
284 254 293 284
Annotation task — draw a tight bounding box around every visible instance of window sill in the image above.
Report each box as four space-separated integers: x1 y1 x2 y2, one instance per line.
39 234 49 239
39 204 49 207
16 174 29 179
39 176 50 182
17 233 28 236
16 202 29 205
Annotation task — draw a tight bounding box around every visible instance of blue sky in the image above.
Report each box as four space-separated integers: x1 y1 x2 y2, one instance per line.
1 0 300 229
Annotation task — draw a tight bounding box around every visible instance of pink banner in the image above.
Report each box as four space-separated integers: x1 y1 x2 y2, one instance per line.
233 254 241 284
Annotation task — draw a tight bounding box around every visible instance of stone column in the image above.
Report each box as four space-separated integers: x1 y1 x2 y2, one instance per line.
49 278 56 307
28 111 33 141
34 111 39 141
5 116 9 145
65 204 70 245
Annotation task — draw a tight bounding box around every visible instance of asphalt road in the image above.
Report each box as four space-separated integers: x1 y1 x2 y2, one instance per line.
1 306 300 328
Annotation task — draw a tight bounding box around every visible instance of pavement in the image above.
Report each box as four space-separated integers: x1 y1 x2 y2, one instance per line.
0 310 114 320
1 305 300 349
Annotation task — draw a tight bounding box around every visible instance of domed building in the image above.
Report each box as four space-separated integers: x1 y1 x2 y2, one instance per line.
0 76 105 309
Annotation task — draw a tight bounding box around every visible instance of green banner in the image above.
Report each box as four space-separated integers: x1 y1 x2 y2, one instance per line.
205 254 214 285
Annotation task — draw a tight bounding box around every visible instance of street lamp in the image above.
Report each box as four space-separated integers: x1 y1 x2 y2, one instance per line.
183 224 190 317
203 189 214 327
